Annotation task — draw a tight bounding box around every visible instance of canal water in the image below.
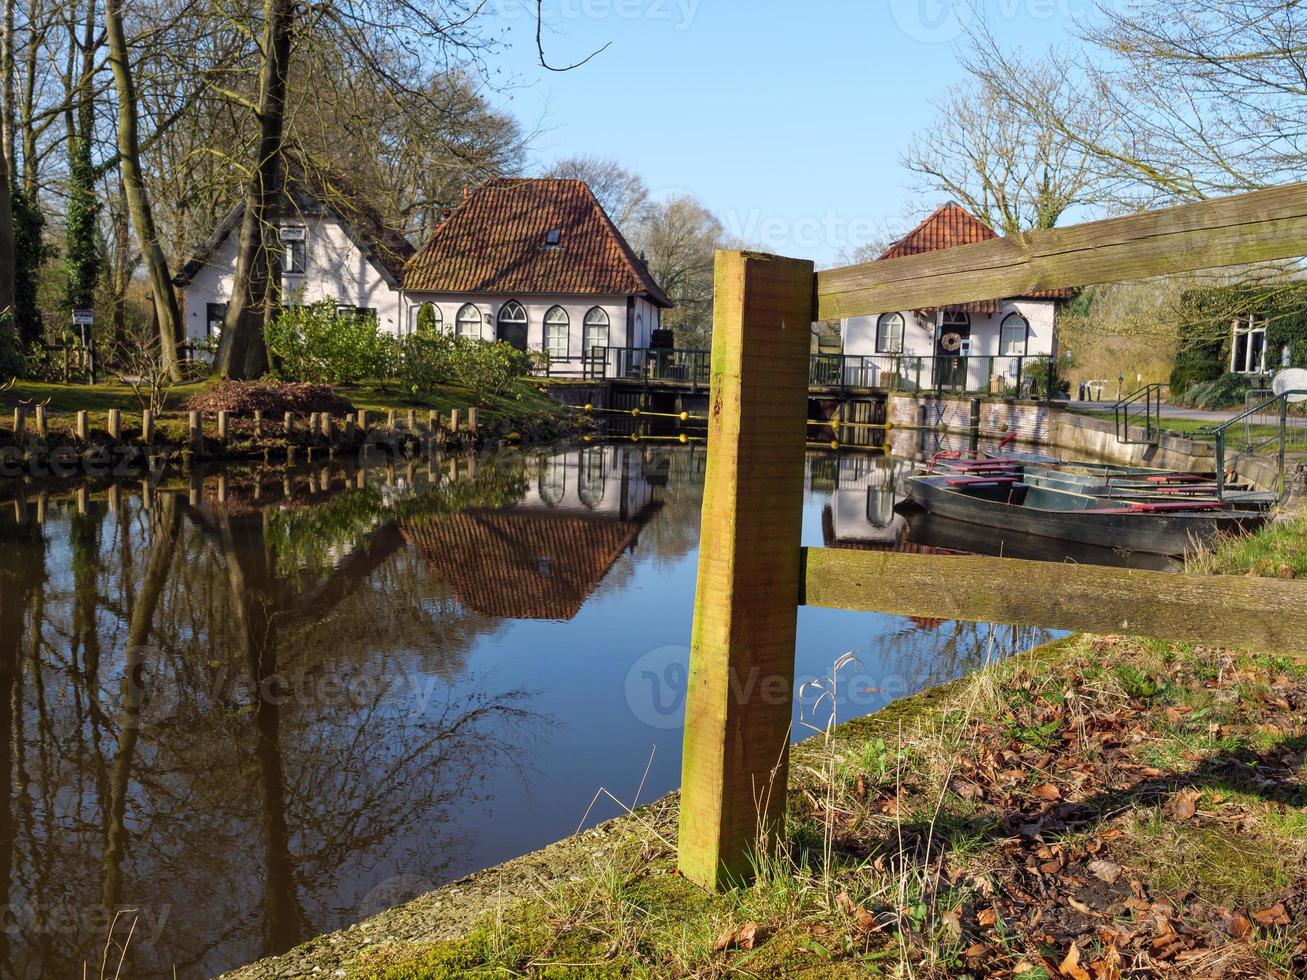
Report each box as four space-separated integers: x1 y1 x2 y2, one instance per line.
0 444 1062 977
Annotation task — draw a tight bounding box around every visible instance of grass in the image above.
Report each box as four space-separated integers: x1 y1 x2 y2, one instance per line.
1186 514 1307 578
341 635 1306 979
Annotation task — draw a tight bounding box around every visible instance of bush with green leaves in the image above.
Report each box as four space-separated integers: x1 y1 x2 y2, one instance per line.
0 312 24 380
265 301 396 384
399 333 531 399
1175 371 1256 410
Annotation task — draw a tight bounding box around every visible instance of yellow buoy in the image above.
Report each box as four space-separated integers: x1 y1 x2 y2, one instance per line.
583 403 593 413
631 408 641 417
883 420 893 431
830 440 839 450
679 433 688 444
630 432 640 442
679 411 689 421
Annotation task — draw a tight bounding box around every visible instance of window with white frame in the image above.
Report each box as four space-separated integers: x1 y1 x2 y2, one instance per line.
875 313 904 354
280 226 307 274
538 454 566 506
583 307 610 357
1231 316 1267 374
408 303 442 336
455 303 483 339
1000 314 1030 356
544 305 569 360
579 447 606 509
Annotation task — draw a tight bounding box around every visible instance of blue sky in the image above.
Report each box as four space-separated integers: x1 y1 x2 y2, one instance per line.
482 1 1099 265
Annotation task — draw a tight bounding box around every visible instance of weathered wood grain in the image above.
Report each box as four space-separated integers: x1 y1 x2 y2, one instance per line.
818 182 1307 319
678 251 814 891
802 548 1307 656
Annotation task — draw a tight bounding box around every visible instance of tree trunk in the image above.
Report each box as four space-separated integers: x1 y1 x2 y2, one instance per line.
1 0 15 181
216 0 294 380
104 0 182 380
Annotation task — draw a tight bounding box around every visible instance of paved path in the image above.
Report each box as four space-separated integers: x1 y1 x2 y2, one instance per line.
1065 400 1246 423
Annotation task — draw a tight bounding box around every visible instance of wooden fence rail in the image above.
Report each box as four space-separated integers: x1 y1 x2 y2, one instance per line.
678 180 1307 892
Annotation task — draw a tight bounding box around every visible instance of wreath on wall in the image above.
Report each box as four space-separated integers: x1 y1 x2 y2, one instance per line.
940 332 964 352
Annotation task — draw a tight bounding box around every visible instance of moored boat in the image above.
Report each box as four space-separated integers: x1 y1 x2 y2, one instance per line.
904 474 1268 556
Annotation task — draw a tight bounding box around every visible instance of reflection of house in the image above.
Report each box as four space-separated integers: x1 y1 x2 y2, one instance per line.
839 204 1070 390
812 454 949 555
402 179 673 373
402 447 659 621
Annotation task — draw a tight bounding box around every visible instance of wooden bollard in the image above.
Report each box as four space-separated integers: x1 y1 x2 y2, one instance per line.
467 407 479 433
356 410 368 432
387 409 397 433
216 473 227 504
448 409 461 433
406 409 417 431
107 409 121 441
216 411 228 441
76 486 89 515
344 415 355 440
34 405 46 438
12 406 25 438
35 493 47 524
76 410 89 442
320 413 333 439
253 411 263 438
188 411 202 450
284 412 295 437
677 250 813 890
141 410 154 445
142 481 153 511
309 412 320 439
428 410 438 431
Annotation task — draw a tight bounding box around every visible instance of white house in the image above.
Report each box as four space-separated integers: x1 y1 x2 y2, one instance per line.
839 203 1070 392
400 178 673 376
174 170 416 340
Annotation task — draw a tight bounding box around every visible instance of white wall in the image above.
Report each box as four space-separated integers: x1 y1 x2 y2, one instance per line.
517 446 653 518
182 214 405 339
401 291 661 374
839 298 1058 388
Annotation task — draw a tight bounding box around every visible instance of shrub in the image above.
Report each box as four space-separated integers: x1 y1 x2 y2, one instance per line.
399 333 531 399
1176 372 1255 410
0 311 24 380
266 301 394 384
415 303 440 337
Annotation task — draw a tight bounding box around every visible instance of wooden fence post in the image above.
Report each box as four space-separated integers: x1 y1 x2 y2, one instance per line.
107 409 121 442
76 410 89 442
406 409 417 431
467 407 479 434
284 412 295 438
217 411 229 441
141 410 154 445
387 409 397 433
448 409 461 433
34 405 46 438
12 407 24 438
428 410 438 431
253 410 263 438
677 250 814 891
188 411 202 451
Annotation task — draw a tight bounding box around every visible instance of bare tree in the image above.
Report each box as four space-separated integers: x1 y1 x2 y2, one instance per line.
903 58 1106 235
635 194 724 347
546 155 650 234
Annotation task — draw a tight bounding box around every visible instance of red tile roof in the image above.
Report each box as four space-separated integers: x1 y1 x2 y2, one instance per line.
402 508 641 621
879 203 1072 303
403 178 673 307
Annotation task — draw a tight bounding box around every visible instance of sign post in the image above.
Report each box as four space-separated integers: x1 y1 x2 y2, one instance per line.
72 309 95 383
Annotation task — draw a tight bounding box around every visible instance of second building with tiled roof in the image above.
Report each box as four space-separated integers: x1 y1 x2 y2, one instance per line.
401 178 673 376
839 203 1069 394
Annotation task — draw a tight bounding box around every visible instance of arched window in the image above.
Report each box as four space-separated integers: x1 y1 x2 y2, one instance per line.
579 447 606 509
543 305 569 360
875 313 904 354
583 307 610 357
409 303 442 336
497 300 528 351
538 454 566 506
1000 313 1030 356
455 303 483 339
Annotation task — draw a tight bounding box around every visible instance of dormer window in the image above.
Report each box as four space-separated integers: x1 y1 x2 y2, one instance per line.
545 228 562 249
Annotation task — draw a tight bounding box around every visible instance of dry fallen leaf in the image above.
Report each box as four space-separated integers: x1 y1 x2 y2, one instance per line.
1168 788 1200 821
1088 859 1122 884
714 921 764 952
1059 942 1091 980
1227 911 1252 939
978 907 998 928
1032 782 1063 801
1252 903 1291 928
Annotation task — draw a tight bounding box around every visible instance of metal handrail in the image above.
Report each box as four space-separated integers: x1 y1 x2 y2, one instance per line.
1113 383 1165 445
1202 389 1307 499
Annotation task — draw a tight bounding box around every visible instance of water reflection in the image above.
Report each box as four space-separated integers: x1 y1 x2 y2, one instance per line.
0 444 1047 977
